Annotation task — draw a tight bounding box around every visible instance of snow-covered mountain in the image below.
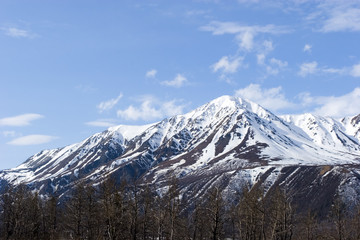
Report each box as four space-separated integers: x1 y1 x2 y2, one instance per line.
1 95 360 213
281 113 360 151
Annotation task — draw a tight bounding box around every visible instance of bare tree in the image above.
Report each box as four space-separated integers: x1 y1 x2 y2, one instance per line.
268 187 294 240
204 186 225 240
329 196 348 240
163 177 181 240
236 186 266 240
294 209 319 240
42 195 59 240
139 184 155 240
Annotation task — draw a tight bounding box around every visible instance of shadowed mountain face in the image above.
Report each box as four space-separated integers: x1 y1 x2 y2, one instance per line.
1 95 360 213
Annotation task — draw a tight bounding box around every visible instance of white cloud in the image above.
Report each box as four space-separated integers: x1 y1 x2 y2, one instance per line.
256 40 275 66
257 54 266 65
258 56 287 76
322 67 346 74
97 93 123 113
262 40 274 53
161 74 188 87
118 104 160 121
86 119 117 127
303 1 360 32
212 56 244 74
236 31 254 51
298 61 353 77
234 84 360 117
309 88 360 117
3 27 37 38
200 21 289 51
298 61 318 77
296 92 314 107
229 1 360 33
235 84 294 112
117 96 186 121
202 21 288 78
321 7 360 32
201 21 288 36
265 66 279 75
296 88 360 117
350 63 360 77
270 58 288 68
7 135 58 146
0 113 43 127
146 69 157 78
303 44 312 52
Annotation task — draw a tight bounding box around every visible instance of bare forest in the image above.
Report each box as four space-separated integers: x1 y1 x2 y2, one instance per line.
1 177 360 240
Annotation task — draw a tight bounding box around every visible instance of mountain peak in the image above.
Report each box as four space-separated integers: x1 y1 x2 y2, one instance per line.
187 95 270 120
1 94 360 200
208 95 239 107
208 95 258 109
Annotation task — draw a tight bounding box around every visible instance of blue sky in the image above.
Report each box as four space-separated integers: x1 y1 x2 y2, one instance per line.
1 0 360 170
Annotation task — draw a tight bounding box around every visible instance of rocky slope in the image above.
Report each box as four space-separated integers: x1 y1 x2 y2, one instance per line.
1 96 360 213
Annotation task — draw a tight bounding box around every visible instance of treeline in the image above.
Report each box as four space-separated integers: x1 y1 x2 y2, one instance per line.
1 178 360 240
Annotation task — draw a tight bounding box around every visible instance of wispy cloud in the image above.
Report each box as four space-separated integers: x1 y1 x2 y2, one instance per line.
202 21 289 79
236 31 254 51
161 74 188 87
7 135 58 146
235 84 360 117
256 40 274 65
322 67 346 74
303 44 312 53
262 57 288 76
299 88 360 117
212 56 244 74
350 63 360 77
0 114 43 127
146 69 157 78
302 1 360 32
97 94 123 113
185 9 211 17
201 21 289 51
298 61 352 77
211 55 245 82
233 1 360 33
117 96 186 121
270 58 288 68
255 40 287 77
86 119 117 128
262 40 274 54
2 27 37 39
235 84 295 112
237 0 360 32
320 6 360 32
201 21 288 36
298 61 318 77
257 54 266 65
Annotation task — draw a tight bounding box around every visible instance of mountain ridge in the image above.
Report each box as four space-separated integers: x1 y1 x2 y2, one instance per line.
1 95 360 211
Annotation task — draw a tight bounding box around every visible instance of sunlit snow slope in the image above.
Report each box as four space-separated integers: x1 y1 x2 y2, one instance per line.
1 95 360 207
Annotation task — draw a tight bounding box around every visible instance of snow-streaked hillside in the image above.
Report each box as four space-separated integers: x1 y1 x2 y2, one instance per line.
1 95 360 202
281 113 360 152
341 114 360 142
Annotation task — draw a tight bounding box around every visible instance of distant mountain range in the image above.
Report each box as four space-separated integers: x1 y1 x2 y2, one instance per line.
1 95 360 214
